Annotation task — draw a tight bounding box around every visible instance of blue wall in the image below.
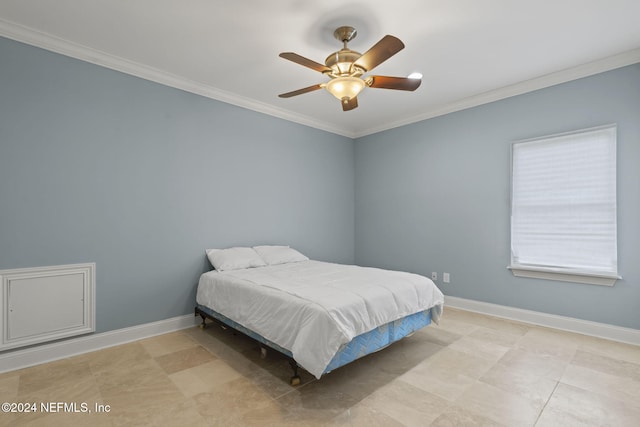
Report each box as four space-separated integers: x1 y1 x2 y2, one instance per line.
2 34 639 339
0 37 355 334
355 64 640 329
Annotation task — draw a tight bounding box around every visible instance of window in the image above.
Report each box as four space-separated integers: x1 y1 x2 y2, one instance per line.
509 124 619 286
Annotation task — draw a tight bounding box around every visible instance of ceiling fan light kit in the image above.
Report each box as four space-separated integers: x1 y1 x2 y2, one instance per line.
325 76 366 101
279 26 421 111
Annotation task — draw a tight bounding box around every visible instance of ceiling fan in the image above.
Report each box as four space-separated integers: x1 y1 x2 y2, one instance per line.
278 26 421 111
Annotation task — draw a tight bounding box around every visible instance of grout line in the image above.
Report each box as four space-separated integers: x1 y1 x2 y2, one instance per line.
534 380 560 426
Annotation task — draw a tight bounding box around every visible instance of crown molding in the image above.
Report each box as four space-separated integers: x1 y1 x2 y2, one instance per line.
2 17 638 140
354 48 640 138
0 18 355 138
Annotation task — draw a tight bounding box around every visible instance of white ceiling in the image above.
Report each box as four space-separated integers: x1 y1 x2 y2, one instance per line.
1 1 640 138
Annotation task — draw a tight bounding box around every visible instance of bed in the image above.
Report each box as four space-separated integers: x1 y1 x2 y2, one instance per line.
195 246 444 384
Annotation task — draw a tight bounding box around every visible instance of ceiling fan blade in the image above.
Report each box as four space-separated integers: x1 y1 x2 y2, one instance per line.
279 52 332 73
353 35 404 72
368 76 421 91
278 84 324 98
341 96 358 111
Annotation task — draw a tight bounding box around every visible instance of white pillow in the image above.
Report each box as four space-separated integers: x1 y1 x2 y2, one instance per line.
206 247 267 271
253 245 309 266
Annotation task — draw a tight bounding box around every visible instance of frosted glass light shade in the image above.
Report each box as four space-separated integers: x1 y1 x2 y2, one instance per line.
325 77 365 100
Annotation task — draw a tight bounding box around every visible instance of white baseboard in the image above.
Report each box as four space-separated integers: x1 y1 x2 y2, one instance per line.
0 313 199 373
445 295 640 346
2 298 638 374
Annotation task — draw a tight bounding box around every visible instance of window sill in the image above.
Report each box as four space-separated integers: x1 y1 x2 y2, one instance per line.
508 266 620 286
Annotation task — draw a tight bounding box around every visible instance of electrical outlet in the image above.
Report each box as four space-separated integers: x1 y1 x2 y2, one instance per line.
443 272 450 283
431 272 437 281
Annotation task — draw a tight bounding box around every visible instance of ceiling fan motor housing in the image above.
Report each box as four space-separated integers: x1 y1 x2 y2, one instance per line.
325 49 364 76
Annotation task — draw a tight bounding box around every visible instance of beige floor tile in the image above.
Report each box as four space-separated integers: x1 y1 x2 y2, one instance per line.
189 355 247 386
20 411 113 427
314 355 398 401
0 412 18 426
360 378 450 426
525 325 590 345
479 362 558 408
571 349 640 382
3 308 638 426
169 358 244 397
515 327 579 360
249 361 316 399
93 358 166 395
144 398 209 427
17 358 94 396
139 331 199 357
444 309 531 337
498 348 570 380
399 359 476 402
169 367 218 399
331 402 405 426
185 326 270 375
233 399 297 427
448 335 511 362
431 314 481 336
441 307 486 322
19 375 103 408
468 326 522 348
536 382 640 427
368 337 445 376
154 345 216 374
561 363 640 409
101 376 186 426
193 376 283 425
0 374 19 400
0 405 47 426
430 405 507 427
577 336 640 365
185 325 316 398
11 366 102 426
418 326 463 346
275 380 360 423
81 342 151 374
454 380 542 426
422 347 495 380
192 322 260 353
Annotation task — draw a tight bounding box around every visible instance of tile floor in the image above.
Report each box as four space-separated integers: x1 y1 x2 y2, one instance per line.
1 307 639 426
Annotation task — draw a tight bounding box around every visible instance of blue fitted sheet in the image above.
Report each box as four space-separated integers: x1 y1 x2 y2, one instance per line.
196 303 432 375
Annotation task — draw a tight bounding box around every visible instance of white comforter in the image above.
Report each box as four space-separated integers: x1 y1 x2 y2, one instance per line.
196 260 444 378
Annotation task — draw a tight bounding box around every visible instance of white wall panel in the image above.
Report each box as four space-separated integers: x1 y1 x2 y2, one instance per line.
0 263 95 350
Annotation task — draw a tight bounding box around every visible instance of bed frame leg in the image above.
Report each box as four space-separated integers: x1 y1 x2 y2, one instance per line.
195 308 207 329
289 359 301 386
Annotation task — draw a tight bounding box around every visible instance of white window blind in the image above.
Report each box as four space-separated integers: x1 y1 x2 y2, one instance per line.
510 125 618 285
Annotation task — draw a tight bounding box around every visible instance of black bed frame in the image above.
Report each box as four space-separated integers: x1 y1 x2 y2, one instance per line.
195 306 302 385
